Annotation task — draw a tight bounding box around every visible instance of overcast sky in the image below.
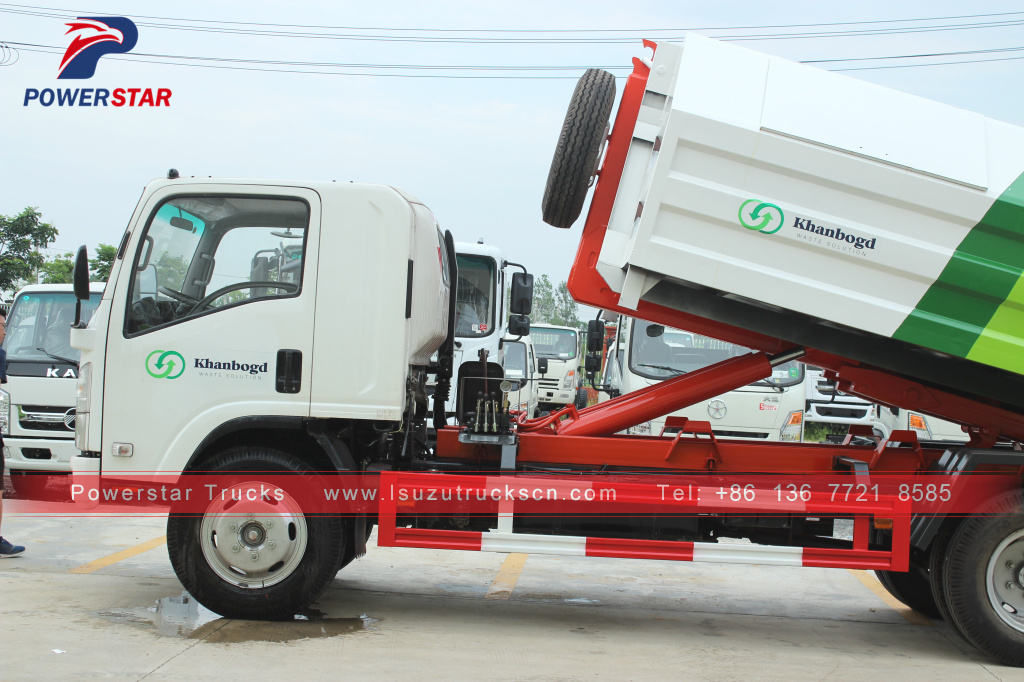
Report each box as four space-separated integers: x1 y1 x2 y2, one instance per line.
1 0 1023 301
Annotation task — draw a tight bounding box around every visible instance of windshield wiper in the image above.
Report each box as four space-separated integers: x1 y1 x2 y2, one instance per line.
36 347 77 365
638 363 685 375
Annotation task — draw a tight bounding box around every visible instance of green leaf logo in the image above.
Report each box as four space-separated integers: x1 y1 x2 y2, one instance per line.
738 200 784 235
145 350 186 379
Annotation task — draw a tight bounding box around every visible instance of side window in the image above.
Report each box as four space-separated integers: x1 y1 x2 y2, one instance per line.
125 195 309 335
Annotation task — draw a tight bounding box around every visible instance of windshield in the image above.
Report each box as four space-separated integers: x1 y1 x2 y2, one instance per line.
3 291 101 363
628 320 802 387
454 255 496 338
533 328 578 359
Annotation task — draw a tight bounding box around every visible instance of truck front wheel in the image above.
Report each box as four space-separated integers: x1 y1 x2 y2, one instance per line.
166 447 346 620
942 491 1024 666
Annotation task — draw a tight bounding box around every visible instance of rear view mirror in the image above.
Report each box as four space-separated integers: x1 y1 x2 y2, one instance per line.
170 216 195 232
645 324 665 338
537 357 549 374
510 273 533 315
508 314 530 337
587 319 605 352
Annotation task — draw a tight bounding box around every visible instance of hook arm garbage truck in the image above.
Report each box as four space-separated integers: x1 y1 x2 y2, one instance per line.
69 35 1024 666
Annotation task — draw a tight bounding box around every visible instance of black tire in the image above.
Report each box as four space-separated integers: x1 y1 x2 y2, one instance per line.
875 566 942 619
166 447 346 620
943 491 1024 666
542 69 616 228
928 520 974 643
575 388 589 410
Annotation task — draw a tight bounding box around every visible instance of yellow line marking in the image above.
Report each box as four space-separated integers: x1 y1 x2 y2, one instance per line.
485 553 528 600
69 536 167 574
848 569 933 626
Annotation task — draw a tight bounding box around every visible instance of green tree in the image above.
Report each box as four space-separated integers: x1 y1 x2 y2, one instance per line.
39 252 75 284
532 274 556 324
0 207 58 292
90 243 117 282
554 280 581 329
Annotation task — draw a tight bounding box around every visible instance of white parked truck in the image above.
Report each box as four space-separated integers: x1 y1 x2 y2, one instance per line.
530 323 586 411
599 315 805 439
70 34 1024 666
501 334 540 418
433 240 532 424
2 283 102 495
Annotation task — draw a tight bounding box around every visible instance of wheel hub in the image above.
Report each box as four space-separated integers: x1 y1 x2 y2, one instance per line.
240 522 266 549
198 482 308 589
987 530 1024 629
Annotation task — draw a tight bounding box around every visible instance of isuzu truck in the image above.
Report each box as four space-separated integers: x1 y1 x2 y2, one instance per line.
70 35 1024 666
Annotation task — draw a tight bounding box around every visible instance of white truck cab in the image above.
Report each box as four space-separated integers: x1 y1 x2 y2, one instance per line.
501 334 540 418
435 240 532 422
2 283 103 495
530 324 585 411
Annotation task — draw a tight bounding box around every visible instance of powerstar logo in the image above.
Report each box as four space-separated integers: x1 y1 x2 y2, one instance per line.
22 16 172 107
58 17 138 79
738 200 784 234
146 350 186 380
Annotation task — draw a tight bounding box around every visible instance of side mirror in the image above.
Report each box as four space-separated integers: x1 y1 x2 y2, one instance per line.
72 245 90 328
585 353 601 374
537 357 548 375
73 245 90 300
507 314 530 337
587 319 605 353
510 272 533 315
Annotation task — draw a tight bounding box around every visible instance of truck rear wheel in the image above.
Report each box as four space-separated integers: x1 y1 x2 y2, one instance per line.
541 69 616 228
942 491 1024 666
166 447 346 620
874 567 941 619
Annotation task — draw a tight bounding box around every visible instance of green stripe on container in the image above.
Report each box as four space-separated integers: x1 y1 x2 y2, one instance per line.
967 271 1024 373
894 171 1024 371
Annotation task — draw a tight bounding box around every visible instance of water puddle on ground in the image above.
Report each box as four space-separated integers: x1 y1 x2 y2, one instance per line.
97 594 379 642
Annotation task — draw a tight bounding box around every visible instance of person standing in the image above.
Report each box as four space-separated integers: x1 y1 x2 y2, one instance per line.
0 308 25 557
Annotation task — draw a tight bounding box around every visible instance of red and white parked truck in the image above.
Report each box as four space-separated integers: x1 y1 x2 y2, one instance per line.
70 35 1024 666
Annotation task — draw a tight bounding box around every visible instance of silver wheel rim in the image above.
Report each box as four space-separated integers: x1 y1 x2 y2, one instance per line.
985 528 1024 633
198 481 308 589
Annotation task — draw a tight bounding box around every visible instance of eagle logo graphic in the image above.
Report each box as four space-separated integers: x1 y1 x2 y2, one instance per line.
58 16 138 79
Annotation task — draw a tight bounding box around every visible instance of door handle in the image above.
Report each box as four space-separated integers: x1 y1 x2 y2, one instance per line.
276 349 302 394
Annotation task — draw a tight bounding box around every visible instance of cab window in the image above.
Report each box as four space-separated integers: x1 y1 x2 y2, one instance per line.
125 195 309 335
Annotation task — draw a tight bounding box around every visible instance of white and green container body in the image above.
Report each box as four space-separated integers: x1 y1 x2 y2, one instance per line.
602 35 1024 408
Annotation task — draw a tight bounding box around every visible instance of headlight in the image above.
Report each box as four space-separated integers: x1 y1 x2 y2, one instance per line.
562 370 575 390
76 363 92 414
0 388 9 436
780 410 803 442
75 363 92 450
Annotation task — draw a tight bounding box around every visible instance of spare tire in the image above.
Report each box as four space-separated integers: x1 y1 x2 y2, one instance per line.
542 69 617 228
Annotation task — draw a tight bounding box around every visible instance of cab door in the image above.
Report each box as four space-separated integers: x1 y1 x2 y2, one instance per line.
100 185 321 474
